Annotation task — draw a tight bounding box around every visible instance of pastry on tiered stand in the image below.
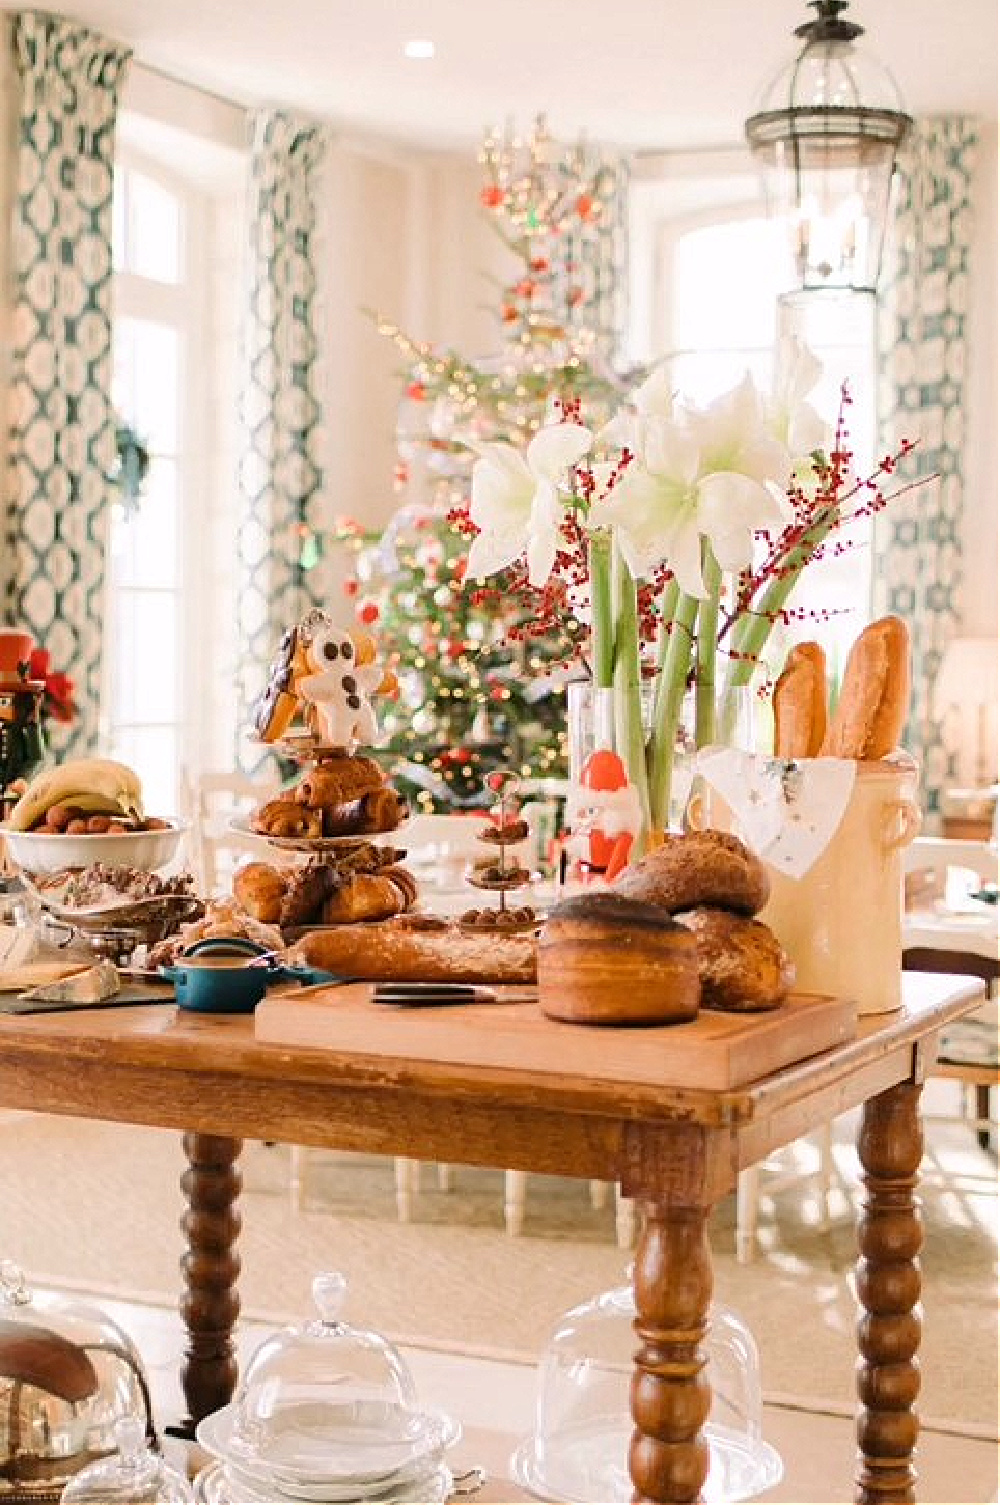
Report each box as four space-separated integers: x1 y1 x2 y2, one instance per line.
240 610 414 932
461 770 538 934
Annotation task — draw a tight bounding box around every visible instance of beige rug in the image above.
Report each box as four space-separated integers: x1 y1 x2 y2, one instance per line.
1 1108 996 1433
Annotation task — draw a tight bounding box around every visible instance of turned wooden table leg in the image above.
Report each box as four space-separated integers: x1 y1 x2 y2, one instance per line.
855 1081 924 1505
173 1132 243 1437
630 1201 714 1503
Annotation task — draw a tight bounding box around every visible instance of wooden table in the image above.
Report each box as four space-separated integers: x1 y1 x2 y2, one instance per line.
0 973 984 1504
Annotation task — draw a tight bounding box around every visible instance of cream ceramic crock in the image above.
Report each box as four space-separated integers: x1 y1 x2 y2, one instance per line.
689 752 921 1016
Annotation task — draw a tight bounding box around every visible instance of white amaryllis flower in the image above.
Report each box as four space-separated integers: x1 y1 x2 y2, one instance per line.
768 335 829 458
687 373 792 488
467 422 592 587
591 377 788 597
590 418 707 596
599 360 675 454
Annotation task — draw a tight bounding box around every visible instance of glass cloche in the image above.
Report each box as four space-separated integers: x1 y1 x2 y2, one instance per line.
60 1419 193 1504
0 1262 157 1501
195 1273 461 1496
511 1279 782 1503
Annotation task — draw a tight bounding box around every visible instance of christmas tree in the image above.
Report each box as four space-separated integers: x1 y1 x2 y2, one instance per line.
336 118 631 811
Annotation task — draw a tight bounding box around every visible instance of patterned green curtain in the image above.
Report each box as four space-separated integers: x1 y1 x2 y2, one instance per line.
235 110 327 757
874 116 979 814
2 12 131 756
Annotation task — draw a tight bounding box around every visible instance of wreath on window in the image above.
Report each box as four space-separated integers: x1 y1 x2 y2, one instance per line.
109 419 151 514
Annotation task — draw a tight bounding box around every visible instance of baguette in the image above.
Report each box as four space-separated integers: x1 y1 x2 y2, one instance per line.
773 641 828 758
821 616 910 759
291 917 537 983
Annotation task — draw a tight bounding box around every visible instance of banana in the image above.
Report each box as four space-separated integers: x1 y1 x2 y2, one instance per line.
5 758 144 831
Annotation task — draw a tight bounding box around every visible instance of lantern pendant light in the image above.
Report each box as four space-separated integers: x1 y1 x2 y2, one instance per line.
745 0 912 294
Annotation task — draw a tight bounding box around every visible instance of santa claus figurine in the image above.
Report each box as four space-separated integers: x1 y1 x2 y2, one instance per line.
565 748 643 882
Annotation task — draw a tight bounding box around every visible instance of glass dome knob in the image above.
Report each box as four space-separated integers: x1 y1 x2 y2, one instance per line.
311 1271 348 1325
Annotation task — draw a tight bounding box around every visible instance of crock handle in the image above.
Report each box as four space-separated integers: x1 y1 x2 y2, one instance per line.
685 787 708 832
883 798 922 852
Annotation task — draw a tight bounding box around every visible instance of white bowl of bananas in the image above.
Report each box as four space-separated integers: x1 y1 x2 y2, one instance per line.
1 758 186 874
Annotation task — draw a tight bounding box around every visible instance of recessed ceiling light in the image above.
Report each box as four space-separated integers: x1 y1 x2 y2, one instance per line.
403 39 435 60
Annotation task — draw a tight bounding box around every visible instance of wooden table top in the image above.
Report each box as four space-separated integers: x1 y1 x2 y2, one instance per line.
0 971 983 1192
0 971 981 1114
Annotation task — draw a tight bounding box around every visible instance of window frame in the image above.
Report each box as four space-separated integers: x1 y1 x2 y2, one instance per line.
105 148 215 814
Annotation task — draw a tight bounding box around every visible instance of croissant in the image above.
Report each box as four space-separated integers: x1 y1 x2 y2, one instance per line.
320 869 415 923
321 787 406 837
233 861 290 925
295 756 385 808
250 799 323 840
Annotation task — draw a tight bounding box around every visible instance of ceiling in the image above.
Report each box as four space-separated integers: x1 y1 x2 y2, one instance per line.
3 0 997 153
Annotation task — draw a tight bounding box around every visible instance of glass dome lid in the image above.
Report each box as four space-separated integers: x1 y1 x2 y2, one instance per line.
200 1273 459 1489
60 1418 193 1504
511 1278 782 1504
0 1261 156 1500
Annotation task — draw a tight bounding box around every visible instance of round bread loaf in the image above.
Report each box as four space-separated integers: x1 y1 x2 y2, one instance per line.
677 906 794 1011
614 830 769 916
538 891 700 1025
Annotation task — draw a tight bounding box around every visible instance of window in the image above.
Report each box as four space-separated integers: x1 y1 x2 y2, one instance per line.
629 157 877 682
106 150 240 816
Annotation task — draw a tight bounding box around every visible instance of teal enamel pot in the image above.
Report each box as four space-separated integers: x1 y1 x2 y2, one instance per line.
161 936 334 1014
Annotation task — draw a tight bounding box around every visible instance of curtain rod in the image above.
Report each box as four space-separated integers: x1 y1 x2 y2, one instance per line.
130 57 247 117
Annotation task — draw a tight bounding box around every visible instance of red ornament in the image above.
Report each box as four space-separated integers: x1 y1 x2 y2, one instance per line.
452 558 467 583
358 600 380 626
343 578 360 598
405 381 426 401
480 185 505 209
576 193 594 220
501 304 518 323
445 640 465 661
530 256 549 272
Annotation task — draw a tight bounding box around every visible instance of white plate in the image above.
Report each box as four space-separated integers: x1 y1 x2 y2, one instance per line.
510 1422 783 1504
193 1460 454 1504
196 1402 460 1493
1 820 188 875
228 814 411 854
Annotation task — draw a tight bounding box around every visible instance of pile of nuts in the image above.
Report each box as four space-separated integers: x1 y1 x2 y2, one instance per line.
33 804 172 835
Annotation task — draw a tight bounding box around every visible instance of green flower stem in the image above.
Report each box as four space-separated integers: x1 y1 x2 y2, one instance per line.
719 505 840 730
611 542 652 842
655 577 680 675
589 534 614 689
647 587 698 836
695 551 722 748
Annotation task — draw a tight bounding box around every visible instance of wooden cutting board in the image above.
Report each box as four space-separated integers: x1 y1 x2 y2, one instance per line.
255 985 857 1091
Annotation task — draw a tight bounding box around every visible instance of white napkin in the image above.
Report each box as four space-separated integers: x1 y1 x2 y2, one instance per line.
695 748 857 879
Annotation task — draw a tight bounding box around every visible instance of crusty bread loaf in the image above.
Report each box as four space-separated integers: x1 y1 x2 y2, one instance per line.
676 906 794 1011
291 917 537 983
773 641 828 758
820 616 910 760
614 830 770 917
538 892 700 1024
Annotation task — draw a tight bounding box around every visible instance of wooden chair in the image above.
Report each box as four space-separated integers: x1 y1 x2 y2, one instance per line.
179 767 281 896
902 836 998 1152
